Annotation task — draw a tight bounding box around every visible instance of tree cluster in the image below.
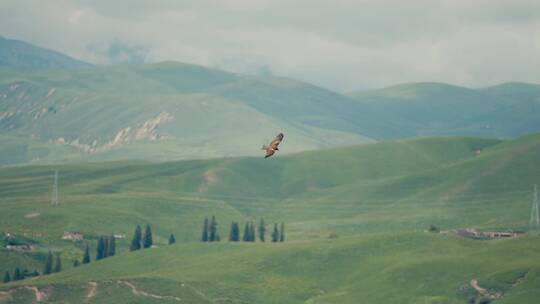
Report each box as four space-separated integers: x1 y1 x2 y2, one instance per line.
269 221 285 242
42 250 62 275
206 217 285 243
201 216 220 242
3 268 39 283
130 224 153 251
96 235 116 260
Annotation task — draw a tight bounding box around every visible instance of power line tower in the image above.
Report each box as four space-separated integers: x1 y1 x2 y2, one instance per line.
530 184 539 233
51 169 59 206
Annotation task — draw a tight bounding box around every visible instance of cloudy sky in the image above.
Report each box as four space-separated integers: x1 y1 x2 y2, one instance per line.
1 0 539 91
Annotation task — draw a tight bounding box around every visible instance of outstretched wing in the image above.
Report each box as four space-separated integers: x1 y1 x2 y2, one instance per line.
264 149 275 158
269 133 284 150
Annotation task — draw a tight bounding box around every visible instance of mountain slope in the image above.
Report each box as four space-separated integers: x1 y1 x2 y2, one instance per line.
348 82 540 139
1 133 540 303
2 38 540 166
0 36 93 69
0 63 373 165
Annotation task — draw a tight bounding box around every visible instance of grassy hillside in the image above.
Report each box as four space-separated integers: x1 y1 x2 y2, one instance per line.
0 63 374 165
1 134 539 303
2 41 540 166
348 82 540 139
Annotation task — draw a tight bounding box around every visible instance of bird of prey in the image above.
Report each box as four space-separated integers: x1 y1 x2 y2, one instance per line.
262 133 284 158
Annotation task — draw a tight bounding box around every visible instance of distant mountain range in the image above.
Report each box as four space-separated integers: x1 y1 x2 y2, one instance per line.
0 36 93 69
0 37 539 165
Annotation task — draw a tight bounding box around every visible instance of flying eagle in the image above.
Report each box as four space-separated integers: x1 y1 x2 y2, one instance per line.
262 133 284 158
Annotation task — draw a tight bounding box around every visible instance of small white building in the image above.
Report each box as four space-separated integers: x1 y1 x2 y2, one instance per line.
62 231 84 241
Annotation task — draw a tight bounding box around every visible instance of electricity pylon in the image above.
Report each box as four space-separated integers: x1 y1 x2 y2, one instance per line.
51 169 58 206
530 184 539 233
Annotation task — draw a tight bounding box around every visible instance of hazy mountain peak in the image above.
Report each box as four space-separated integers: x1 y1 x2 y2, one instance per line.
0 36 93 69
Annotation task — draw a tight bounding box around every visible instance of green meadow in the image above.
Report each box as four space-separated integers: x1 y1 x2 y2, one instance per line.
1 133 540 303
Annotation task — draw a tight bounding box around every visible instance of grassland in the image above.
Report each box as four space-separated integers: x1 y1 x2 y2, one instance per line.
1 133 539 303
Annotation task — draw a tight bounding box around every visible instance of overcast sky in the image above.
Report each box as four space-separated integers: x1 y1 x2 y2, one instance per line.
1 0 539 91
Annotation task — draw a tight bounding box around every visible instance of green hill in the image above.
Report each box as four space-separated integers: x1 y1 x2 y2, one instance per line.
0 62 374 165
0 37 93 69
348 82 540 139
2 38 540 166
1 134 539 303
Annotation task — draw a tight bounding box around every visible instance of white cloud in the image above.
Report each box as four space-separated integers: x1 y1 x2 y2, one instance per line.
1 0 539 91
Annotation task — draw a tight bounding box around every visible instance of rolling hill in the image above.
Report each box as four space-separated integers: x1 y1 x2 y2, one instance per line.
0 62 374 165
348 82 540 139
1 38 540 166
0 36 93 69
1 133 539 303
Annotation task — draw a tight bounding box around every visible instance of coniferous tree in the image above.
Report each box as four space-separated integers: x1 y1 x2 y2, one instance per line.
229 222 235 241
243 222 250 242
168 234 176 245
229 222 240 241
43 251 53 275
103 236 109 258
22 269 30 279
202 218 209 242
83 244 91 264
271 223 279 242
96 237 105 260
280 222 285 242
143 225 153 248
209 216 217 242
73 260 80 267
13 268 21 281
130 225 142 251
216 234 221 242
234 222 240 241
31 270 39 277
249 221 256 242
258 218 266 242
108 235 116 256
3 271 10 283
54 254 62 273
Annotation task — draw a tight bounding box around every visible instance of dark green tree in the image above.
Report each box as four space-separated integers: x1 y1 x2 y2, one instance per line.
229 222 240 241
271 223 279 242
209 216 217 242
96 236 105 260
54 254 62 273
43 251 53 275
130 225 142 251
31 270 39 277
243 222 250 242
108 235 116 256
249 221 256 242
169 234 176 245
202 218 209 242
258 218 266 242
21 269 30 279
13 268 21 281
3 271 10 283
73 260 80 267
279 222 285 242
103 236 109 258
143 225 153 248
83 244 91 264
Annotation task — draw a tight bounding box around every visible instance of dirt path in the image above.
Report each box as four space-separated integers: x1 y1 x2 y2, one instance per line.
24 286 46 302
470 279 503 299
470 279 488 295
0 291 12 302
86 282 97 299
118 280 182 302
